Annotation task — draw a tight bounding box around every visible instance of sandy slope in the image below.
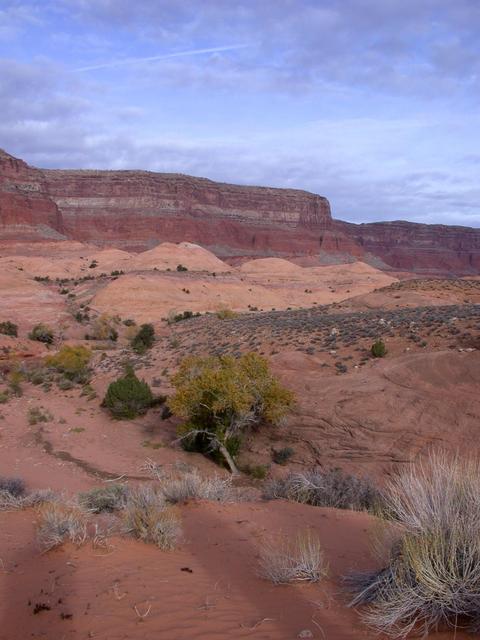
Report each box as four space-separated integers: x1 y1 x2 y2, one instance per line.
0 501 378 640
0 269 70 331
264 349 480 477
0 241 396 326
90 261 395 323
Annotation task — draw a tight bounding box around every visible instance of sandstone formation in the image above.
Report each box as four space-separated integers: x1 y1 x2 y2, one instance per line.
0 149 65 242
1 148 479 274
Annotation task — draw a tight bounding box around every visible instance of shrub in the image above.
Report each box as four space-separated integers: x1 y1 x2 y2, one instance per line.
79 484 129 513
123 485 181 549
216 308 238 320
371 339 387 358
241 463 269 479
27 406 52 425
46 345 92 382
36 502 88 551
259 530 327 584
348 454 480 637
272 447 294 465
102 365 154 419
90 314 118 342
265 468 380 512
131 323 155 354
0 486 57 511
176 264 188 272
58 377 74 390
29 323 54 344
8 370 23 397
169 353 295 474
167 310 200 324
0 476 26 497
0 321 18 337
161 470 232 504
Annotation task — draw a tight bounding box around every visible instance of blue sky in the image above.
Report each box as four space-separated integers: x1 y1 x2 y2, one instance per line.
1 0 479 226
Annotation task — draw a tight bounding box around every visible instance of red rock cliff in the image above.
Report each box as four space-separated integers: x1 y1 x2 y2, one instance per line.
40 169 333 254
0 149 479 274
0 150 65 241
335 220 480 274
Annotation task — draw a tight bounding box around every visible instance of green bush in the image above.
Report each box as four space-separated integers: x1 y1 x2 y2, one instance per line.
371 339 387 358
131 323 155 354
28 323 54 344
102 365 154 419
176 264 188 272
241 463 269 479
0 321 18 337
272 447 294 465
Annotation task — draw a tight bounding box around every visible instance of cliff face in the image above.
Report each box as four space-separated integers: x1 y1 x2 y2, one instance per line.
0 149 479 274
41 169 333 254
0 150 65 241
336 220 480 274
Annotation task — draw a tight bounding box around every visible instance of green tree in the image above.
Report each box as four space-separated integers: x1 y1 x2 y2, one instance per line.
102 365 153 419
371 339 387 358
168 353 295 474
131 323 155 354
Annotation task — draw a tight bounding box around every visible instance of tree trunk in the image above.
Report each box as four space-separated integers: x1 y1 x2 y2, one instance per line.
218 442 239 475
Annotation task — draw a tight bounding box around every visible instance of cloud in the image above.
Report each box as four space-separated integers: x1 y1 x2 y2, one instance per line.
1 3 480 227
74 43 250 72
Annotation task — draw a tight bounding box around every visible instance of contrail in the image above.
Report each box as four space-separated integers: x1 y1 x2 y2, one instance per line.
75 44 249 72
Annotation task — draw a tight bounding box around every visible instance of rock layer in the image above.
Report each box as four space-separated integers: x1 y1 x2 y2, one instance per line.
1 148 479 274
0 149 65 241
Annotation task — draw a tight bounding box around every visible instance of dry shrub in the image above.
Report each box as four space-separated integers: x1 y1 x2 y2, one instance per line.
161 469 232 504
123 485 181 550
265 468 380 512
79 484 129 513
36 502 88 551
348 453 480 637
259 530 327 584
0 478 56 511
0 476 25 497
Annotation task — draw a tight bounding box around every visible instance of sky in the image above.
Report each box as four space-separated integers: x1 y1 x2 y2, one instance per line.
1 1 479 226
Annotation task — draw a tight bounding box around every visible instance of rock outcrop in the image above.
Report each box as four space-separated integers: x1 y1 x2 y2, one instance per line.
1 148 479 274
0 150 65 242
335 220 480 274
41 168 333 254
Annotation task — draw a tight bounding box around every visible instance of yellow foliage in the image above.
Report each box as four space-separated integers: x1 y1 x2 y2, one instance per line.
215 307 238 320
46 345 91 375
169 352 295 430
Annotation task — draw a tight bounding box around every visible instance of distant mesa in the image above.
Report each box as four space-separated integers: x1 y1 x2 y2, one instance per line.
1 148 479 275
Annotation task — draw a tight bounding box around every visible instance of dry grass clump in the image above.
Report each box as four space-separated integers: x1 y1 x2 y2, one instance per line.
265 468 380 512
0 476 57 511
348 453 480 637
79 484 129 513
0 476 26 497
36 502 88 551
161 470 232 504
259 530 327 584
123 485 181 550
